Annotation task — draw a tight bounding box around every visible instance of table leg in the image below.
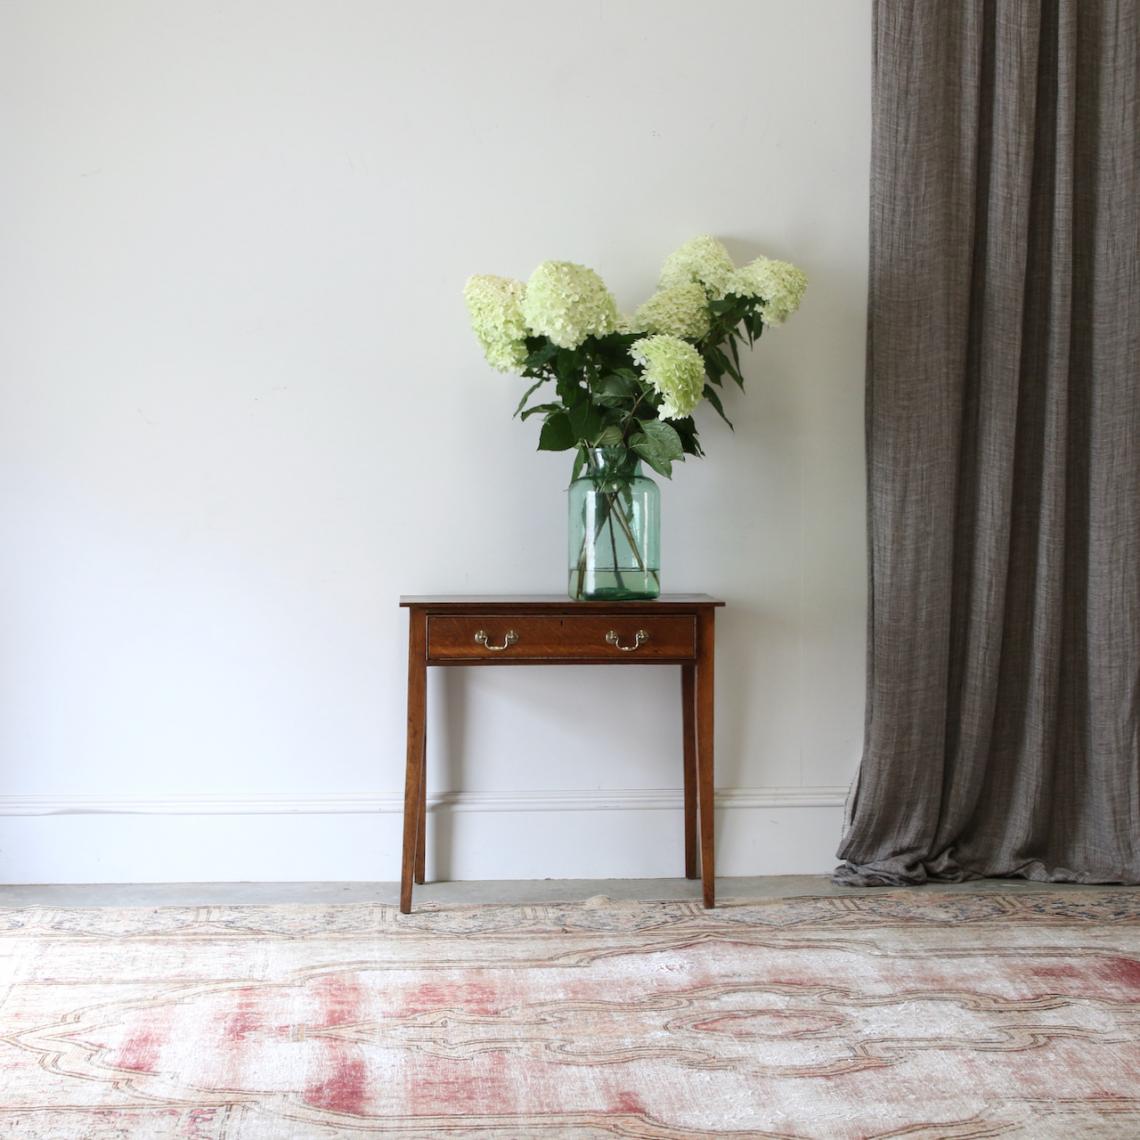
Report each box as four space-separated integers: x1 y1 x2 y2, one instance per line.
681 663 698 879
696 611 716 908
401 611 427 914
415 723 427 885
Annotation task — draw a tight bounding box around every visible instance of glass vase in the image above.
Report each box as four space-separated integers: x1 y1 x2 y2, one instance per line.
568 448 660 601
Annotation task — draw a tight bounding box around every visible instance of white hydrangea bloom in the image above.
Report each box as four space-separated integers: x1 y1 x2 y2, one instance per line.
658 235 736 299
728 257 808 326
463 275 529 372
521 261 619 349
631 334 705 420
633 283 711 340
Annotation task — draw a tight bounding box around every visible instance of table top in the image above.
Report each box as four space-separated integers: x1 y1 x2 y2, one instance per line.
400 594 725 611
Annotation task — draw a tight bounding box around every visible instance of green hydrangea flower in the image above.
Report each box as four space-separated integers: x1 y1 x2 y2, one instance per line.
463 275 529 372
658 235 736 299
521 261 619 349
633 283 712 340
631 334 705 420
728 257 808 326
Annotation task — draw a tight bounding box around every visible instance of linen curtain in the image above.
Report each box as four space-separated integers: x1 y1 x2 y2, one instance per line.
836 0 1139 885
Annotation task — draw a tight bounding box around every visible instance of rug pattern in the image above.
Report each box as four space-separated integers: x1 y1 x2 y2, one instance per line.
1 891 1138 1138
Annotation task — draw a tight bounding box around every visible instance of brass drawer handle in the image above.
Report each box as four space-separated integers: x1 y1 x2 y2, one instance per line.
474 629 519 652
605 629 649 652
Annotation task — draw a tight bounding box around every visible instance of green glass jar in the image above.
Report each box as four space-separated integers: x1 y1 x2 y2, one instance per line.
568 448 660 601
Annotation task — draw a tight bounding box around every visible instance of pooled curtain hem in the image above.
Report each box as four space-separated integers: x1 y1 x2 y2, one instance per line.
832 858 1140 888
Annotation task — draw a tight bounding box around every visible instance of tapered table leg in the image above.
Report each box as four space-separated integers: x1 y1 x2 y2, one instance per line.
681 663 698 879
696 612 716 908
401 612 427 913
415 724 427 884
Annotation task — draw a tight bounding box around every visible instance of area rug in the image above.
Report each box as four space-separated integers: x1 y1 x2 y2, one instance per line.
1 891 1139 1138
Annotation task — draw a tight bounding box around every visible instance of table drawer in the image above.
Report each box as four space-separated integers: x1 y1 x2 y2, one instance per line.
426 614 697 663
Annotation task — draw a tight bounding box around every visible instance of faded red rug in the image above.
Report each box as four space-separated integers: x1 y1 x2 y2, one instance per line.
1 891 1139 1138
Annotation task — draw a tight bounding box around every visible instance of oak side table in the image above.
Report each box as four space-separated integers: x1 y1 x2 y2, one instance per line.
398 594 724 913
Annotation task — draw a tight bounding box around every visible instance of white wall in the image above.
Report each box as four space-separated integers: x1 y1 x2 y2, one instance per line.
0 0 870 883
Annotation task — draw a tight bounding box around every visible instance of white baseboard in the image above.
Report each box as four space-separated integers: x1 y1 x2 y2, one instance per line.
0 787 848 883
0 787 847 816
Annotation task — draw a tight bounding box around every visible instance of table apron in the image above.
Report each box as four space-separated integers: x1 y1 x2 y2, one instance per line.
425 614 697 663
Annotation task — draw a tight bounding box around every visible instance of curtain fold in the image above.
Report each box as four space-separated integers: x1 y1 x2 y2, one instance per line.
836 0 1139 885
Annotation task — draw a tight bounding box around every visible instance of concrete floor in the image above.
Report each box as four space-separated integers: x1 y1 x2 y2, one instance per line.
0 875 1097 908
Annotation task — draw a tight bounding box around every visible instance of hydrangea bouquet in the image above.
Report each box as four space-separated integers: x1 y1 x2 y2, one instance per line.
464 235 806 598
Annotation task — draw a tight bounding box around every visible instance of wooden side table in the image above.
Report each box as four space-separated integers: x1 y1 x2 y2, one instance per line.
398 594 724 913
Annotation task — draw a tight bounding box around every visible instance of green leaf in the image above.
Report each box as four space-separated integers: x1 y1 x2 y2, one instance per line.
568 400 603 442
556 375 587 408
513 377 549 418
598 374 637 398
745 311 765 342
555 348 580 377
671 416 705 456
595 424 625 447
524 342 559 368
520 401 562 421
631 438 674 479
593 373 638 408
639 418 684 460
629 425 680 479
708 345 743 389
703 348 724 383
728 335 742 374
702 384 734 429
594 392 631 409
537 412 575 451
570 447 587 482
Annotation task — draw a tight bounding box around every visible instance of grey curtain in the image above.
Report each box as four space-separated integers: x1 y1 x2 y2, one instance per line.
836 0 1140 885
